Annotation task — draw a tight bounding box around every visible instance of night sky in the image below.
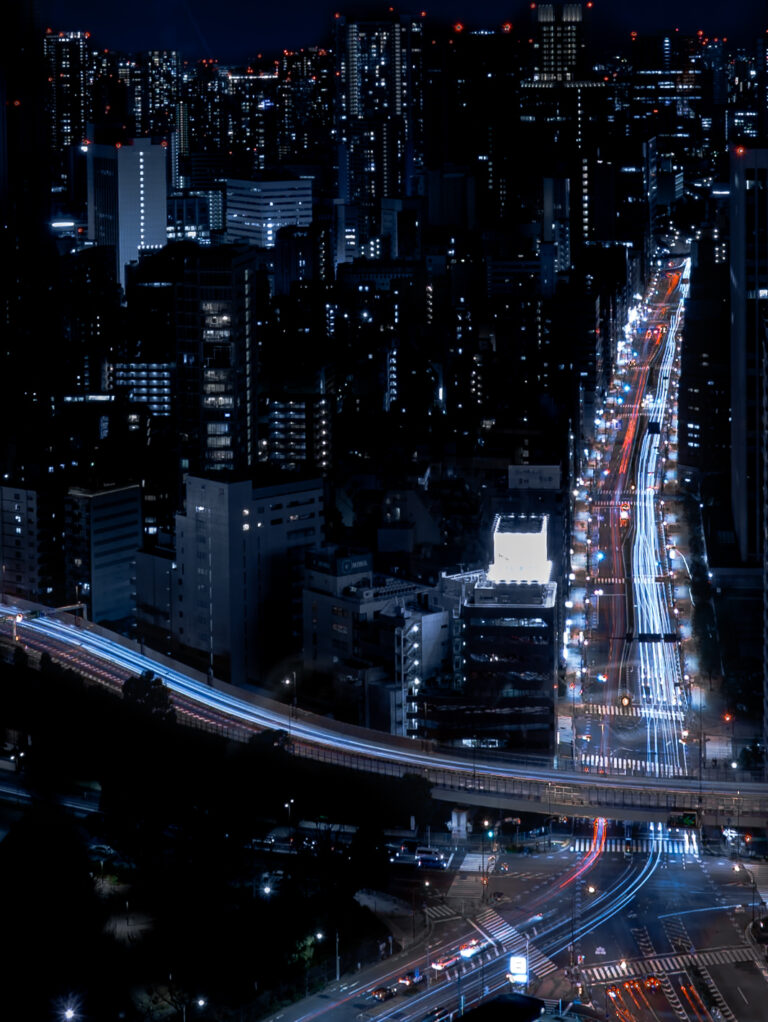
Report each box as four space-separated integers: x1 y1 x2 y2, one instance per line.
36 0 765 62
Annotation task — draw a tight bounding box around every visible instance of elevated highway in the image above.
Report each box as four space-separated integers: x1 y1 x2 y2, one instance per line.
1 600 765 828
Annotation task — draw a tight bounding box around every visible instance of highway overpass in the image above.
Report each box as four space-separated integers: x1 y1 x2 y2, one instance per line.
1 599 765 828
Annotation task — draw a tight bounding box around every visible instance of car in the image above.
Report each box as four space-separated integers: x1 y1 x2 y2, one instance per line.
432 953 460 971
418 854 447 870
607 987 619 1000
88 843 117 859
398 971 425 987
644 976 660 990
371 986 397 1001
459 939 488 959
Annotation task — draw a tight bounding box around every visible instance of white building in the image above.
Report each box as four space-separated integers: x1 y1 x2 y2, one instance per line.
225 176 313 248
86 137 168 288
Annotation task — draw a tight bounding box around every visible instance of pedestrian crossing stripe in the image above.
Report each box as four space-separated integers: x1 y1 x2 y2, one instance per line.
460 853 488 871
582 702 684 720
473 908 558 978
426 904 460 921
567 836 691 855
584 944 760 983
579 752 686 776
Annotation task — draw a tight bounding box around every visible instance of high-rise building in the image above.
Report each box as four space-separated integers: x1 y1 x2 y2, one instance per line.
86 137 168 288
172 473 324 684
43 29 91 183
174 245 271 475
334 12 423 259
134 50 181 137
225 174 313 248
415 515 558 752
730 146 768 566
534 3 585 82
64 484 143 625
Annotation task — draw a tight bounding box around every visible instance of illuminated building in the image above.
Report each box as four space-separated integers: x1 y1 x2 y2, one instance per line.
174 245 270 475
534 3 585 83
85 136 168 288
111 363 173 416
171 473 324 684
261 395 331 474
334 12 423 261
415 515 558 753
225 174 313 248
44 29 91 185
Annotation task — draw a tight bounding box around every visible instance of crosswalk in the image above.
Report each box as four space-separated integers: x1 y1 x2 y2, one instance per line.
584 945 760 983
459 853 488 872
426 903 460 922
448 874 484 898
583 702 684 719
473 908 558 978
579 752 686 776
567 836 692 855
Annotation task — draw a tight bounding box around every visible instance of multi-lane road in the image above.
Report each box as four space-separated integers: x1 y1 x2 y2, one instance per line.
573 259 699 782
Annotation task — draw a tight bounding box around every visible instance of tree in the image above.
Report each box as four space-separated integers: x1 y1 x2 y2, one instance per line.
123 670 176 723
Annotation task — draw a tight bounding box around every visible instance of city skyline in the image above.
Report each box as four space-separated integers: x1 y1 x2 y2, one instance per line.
2 0 767 1016
37 0 765 61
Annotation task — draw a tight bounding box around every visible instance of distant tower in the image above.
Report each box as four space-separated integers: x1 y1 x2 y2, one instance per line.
86 137 168 288
334 11 423 259
43 29 91 183
534 3 584 82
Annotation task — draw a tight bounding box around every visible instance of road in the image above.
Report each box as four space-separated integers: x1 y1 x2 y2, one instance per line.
571 260 699 783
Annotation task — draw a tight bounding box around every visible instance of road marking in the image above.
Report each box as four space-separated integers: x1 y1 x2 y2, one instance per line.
738 987 748 1004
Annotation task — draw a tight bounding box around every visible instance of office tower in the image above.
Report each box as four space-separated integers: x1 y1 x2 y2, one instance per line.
534 3 585 82
276 47 334 163
59 246 123 397
172 473 324 684
174 245 270 475
43 29 91 184
334 12 423 260
677 235 729 474
64 484 143 625
225 174 313 247
730 146 768 566
134 50 181 137
86 137 168 288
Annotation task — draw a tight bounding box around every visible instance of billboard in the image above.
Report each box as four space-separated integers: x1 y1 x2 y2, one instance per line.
508 955 528 984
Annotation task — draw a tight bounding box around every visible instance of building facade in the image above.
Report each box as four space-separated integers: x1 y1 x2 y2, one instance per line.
172 473 324 685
